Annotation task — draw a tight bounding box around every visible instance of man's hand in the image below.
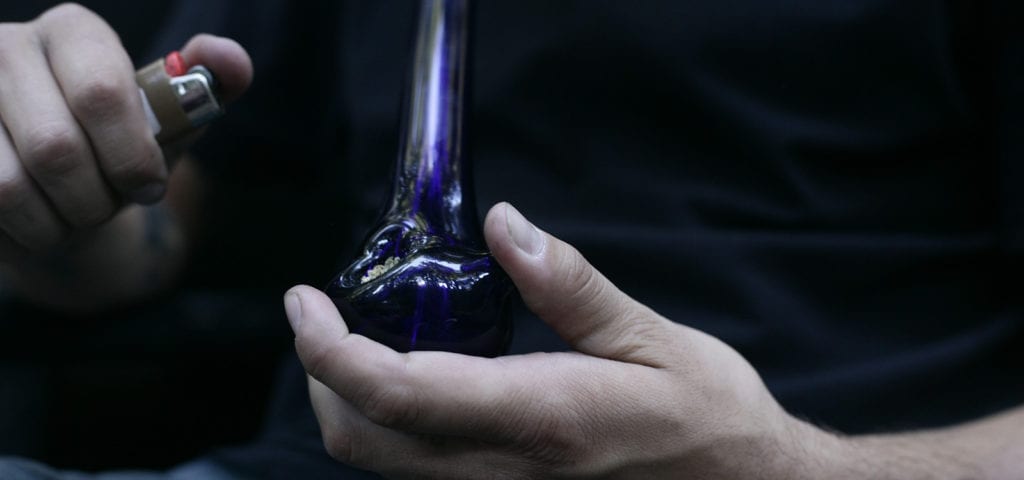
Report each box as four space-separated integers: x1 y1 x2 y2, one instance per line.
288 202 1024 479
0 3 251 311
285 202 835 478
0 3 251 260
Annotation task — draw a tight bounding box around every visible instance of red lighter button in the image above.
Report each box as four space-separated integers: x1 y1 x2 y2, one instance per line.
164 51 187 77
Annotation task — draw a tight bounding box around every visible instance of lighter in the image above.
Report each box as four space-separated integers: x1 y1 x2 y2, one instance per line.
135 51 223 146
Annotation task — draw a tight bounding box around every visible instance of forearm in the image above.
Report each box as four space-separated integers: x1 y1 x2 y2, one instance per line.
794 405 1024 480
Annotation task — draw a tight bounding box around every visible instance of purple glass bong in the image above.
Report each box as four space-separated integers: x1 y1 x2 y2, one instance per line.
325 0 514 357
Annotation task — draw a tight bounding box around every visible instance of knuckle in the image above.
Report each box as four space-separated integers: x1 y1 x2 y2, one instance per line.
498 383 583 468
70 206 113 229
298 340 335 383
324 425 378 471
68 75 132 123
558 246 592 290
517 410 580 467
296 333 335 380
321 427 354 464
0 174 68 248
0 27 19 76
361 384 420 429
559 251 608 314
0 175 30 212
0 22 27 49
61 196 114 229
105 149 163 189
618 307 667 344
22 124 83 177
39 3 95 24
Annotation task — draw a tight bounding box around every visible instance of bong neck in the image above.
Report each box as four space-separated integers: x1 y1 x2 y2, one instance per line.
388 0 477 244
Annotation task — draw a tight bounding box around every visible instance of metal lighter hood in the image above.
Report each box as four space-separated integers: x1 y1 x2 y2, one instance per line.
135 53 224 145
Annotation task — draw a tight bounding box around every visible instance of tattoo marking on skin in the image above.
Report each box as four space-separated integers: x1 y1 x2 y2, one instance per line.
144 204 172 253
143 204 175 287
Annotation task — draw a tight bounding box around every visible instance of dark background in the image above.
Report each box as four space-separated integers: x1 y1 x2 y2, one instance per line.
1 0 1022 474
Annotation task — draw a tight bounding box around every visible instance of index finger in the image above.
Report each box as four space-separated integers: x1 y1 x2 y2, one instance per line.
286 285 575 443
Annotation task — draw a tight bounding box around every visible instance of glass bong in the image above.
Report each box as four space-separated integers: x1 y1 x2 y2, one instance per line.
325 0 514 357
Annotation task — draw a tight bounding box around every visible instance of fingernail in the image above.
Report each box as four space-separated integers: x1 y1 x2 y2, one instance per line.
130 182 166 205
284 292 303 331
505 203 543 256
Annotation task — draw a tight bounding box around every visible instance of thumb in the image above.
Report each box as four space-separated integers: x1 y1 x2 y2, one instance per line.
485 202 676 364
155 34 252 159
179 34 253 103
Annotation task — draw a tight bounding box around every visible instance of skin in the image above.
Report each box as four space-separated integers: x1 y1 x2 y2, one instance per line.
286 202 1024 479
0 3 252 312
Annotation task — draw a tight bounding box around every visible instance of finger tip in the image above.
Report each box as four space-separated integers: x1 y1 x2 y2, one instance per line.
286 284 315 297
287 284 352 337
485 201 511 219
285 285 332 314
284 290 304 332
483 202 516 259
483 201 508 237
180 34 253 102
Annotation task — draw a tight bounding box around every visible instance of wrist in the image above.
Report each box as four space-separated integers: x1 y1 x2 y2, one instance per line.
738 410 850 480
678 403 846 480
776 415 851 479
789 421 989 480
